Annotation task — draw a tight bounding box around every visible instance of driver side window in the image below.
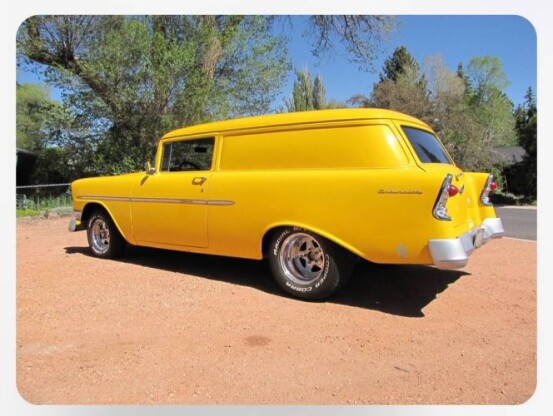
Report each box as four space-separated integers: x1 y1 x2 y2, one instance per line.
160 137 215 172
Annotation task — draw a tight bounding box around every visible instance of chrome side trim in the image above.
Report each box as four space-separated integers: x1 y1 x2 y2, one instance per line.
79 195 131 202
78 195 234 206
132 197 206 205
207 200 235 206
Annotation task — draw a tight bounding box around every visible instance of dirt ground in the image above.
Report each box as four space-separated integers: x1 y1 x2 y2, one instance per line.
16 216 536 405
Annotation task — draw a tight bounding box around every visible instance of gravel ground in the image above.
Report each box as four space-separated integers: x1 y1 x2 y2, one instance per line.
16 216 536 405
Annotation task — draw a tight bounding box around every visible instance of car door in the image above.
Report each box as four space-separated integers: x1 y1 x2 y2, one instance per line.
131 137 215 248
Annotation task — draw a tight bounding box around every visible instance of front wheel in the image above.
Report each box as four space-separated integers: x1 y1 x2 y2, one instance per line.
86 209 126 259
268 228 353 300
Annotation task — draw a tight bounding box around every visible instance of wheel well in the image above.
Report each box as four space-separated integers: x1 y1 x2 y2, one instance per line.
81 203 107 225
261 225 360 261
261 226 287 258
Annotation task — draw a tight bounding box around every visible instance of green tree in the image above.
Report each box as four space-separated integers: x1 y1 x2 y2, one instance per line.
18 16 290 173
506 87 537 200
313 75 327 110
18 15 396 174
466 56 516 149
379 45 420 82
351 48 518 174
283 67 344 112
366 47 433 123
16 83 67 151
289 67 314 111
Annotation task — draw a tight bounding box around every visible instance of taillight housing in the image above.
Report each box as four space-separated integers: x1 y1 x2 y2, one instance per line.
480 174 497 206
433 174 453 221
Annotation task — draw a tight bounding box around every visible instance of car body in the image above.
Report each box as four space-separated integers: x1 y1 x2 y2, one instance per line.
69 108 504 299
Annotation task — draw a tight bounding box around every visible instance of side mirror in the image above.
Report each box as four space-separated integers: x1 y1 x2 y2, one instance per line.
144 161 155 175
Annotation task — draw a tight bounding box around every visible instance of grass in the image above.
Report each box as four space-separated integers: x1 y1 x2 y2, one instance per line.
16 194 73 218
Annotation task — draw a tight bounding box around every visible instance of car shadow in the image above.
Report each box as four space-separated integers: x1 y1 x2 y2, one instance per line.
64 245 467 318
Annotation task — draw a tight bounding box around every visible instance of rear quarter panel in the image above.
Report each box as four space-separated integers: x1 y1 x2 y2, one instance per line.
206 167 453 265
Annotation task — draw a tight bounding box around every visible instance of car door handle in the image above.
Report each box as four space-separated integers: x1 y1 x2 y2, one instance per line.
192 177 207 185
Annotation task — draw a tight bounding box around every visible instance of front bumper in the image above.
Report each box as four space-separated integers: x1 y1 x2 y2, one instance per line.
428 217 504 270
68 210 85 232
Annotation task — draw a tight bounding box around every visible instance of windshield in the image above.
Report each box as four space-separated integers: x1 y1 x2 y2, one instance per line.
402 126 453 164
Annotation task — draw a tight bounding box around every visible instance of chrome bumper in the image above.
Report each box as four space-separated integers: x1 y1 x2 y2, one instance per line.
68 211 85 232
428 217 504 270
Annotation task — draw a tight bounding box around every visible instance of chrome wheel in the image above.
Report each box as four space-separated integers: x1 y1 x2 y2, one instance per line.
278 232 326 285
90 218 110 254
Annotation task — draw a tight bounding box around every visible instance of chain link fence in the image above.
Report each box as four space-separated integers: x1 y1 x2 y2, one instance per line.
16 183 71 210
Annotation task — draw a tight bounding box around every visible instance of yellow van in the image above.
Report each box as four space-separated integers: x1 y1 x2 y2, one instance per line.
69 109 504 300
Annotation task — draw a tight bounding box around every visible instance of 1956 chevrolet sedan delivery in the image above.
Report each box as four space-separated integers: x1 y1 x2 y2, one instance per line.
69 108 504 300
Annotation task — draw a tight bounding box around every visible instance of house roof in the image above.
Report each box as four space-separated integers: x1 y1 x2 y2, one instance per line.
492 147 526 164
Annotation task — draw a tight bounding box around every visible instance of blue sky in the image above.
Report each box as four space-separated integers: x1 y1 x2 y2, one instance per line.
278 15 536 108
17 15 537 109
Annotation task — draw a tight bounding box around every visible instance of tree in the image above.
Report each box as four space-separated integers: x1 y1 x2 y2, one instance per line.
380 45 420 82
466 56 516 149
368 47 433 123
16 83 67 151
505 87 537 200
350 49 518 174
307 16 397 70
313 75 327 110
18 16 290 173
283 67 344 112
16 83 87 183
18 15 396 174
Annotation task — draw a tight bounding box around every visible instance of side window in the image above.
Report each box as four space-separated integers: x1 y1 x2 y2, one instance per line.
160 138 214 172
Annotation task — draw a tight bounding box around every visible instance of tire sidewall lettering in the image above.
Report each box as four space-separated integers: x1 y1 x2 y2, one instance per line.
272 229 292 257
269 227 343 299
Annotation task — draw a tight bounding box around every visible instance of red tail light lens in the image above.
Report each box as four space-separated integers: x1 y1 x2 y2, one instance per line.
447 185 459 197
489 181 498 191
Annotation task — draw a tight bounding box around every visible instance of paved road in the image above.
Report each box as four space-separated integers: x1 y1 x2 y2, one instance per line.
495 206 537 241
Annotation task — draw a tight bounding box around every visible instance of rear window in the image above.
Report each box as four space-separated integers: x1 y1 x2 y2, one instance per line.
402 126 453 164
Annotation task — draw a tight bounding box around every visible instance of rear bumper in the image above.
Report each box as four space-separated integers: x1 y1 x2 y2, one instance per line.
428 217 504 270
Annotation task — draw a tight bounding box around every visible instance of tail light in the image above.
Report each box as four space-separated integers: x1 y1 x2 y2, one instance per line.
480 174 497 206
433 174 453 221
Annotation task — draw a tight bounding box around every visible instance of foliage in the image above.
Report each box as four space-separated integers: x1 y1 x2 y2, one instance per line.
282 67 345 112
16 83 70 151
16 194 73 218
350 47 518 175
29 147 74 184
17 15 397 176
380 46 420 82
18 16 290 174
349 46 432 122
16 209 41 218
307 16 397 71
503 88 537 200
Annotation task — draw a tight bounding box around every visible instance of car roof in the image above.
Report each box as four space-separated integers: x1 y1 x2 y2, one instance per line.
161 108 431 139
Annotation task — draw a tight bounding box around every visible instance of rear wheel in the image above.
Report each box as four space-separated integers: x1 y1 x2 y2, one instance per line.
268 227 353 300
86 209 126 259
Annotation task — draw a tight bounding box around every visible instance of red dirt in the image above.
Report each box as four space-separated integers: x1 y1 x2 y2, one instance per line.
16 216 536 404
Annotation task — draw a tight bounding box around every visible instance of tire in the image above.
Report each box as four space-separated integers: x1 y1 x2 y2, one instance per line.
86 209 126 259
268 227 354 300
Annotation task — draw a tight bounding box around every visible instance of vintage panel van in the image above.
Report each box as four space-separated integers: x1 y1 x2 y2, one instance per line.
69 109 504 300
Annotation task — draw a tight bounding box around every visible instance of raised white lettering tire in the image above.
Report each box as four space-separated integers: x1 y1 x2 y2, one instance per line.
268 227 353 300
86 209 126 259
